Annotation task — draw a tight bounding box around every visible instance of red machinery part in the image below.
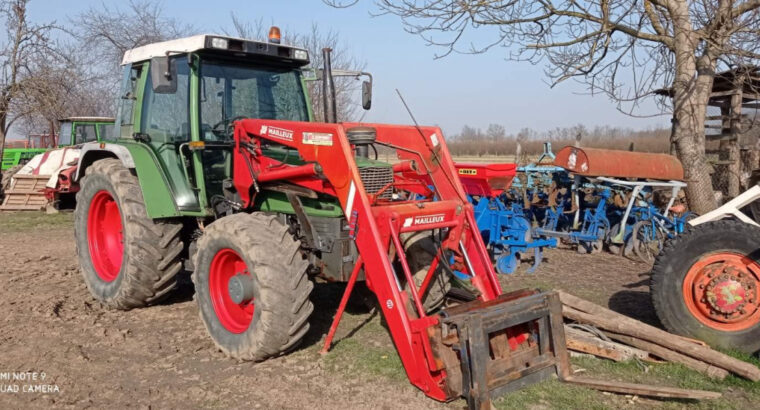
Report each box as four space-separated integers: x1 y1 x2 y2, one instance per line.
553 146 684 181
232 119 504 401
87 190 124 282
454 162 517 197
682 252 760 331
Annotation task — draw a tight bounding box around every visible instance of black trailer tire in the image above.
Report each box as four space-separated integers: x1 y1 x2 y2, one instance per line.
193 213 313 361
651 219 760 353
74 159 184 310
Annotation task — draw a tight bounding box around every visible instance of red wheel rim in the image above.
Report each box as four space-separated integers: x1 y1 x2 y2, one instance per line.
87 190 124 282
683 252 760 331
209 248 255 334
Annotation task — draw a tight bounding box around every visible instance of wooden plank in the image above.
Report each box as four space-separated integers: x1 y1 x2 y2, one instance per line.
0 205 45 211
566 333 626 362
564 376 721 400
547 292 571 380
706 133 737 141
2 190 44 195
11 174 51 179
565 327 649 362
604 331 728 380
559 291 760 381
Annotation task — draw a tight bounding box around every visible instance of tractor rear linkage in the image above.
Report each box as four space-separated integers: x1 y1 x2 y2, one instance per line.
233 119 570 408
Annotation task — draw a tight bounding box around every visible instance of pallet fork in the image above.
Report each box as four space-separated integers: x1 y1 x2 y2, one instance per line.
234 119 572 408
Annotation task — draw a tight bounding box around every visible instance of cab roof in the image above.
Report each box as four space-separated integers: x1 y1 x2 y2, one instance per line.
59 116 115 123
121 34 309 66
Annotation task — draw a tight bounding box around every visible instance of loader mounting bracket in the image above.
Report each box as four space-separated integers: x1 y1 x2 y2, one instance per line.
436 290 570 409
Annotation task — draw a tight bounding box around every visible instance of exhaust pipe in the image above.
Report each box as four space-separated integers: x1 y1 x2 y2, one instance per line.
322 48 338 123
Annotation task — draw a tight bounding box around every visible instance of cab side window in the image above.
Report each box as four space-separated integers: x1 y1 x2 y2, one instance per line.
58 122 72 146
118 64 142 137
140 59 191 143
75 124 98 144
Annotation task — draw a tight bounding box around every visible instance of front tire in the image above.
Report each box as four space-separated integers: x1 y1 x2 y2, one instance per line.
74 159 184 309
193 213 313 361
651 219 760 353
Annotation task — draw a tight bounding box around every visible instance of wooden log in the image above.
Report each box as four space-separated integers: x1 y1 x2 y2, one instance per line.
563 376 721 400
559 291 760 381
566 333 626 362
603 331 728 380
565 326 649 362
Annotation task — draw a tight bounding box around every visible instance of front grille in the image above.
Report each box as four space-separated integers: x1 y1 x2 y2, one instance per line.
359 166 393 199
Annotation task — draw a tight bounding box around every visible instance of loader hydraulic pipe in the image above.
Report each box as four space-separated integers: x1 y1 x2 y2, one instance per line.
393 160 416 173
417 252 441 301
256 163 320 183
389 221 427 318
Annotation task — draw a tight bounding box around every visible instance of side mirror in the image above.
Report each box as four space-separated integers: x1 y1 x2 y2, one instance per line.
150 56 177 93
362 80 372 110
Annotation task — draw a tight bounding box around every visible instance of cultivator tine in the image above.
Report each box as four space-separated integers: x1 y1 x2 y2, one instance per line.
527 247 542 274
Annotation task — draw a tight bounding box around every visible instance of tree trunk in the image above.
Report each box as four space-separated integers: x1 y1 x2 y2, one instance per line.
672 85 718 214
669 14 718 214
0 114 6 167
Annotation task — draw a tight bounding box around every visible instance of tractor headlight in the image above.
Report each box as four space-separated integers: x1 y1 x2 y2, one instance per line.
294 49 308 60
210 37 229 49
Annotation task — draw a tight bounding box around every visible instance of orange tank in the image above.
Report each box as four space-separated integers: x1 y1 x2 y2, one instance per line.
553 146 684 181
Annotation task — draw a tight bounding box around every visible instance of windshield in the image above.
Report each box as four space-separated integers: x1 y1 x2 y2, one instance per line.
199 61 310 140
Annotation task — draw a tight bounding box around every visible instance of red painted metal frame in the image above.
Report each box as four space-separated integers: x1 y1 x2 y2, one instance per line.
232 119 503 401
454 162 517 197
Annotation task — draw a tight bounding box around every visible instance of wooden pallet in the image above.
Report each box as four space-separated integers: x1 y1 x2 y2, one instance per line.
0 174 50 211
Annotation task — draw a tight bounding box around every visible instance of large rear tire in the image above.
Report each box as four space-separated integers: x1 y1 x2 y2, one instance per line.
651 219 760 353
74 159 184 309
193 213 313 361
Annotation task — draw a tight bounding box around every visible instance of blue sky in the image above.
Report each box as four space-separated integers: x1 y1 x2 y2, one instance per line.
30 0 668 135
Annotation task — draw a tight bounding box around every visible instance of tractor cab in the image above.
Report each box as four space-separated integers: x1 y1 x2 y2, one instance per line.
58 117 115 147
112 32 371 216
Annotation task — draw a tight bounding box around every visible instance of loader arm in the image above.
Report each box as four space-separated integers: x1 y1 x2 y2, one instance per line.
233 119 568 405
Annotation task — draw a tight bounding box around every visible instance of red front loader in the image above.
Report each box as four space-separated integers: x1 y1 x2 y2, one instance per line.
231 119 570 408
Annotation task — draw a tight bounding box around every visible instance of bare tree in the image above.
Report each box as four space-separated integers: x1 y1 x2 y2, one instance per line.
75 0 196 84
14 42 114 138
226 16 367 122
0 0 60 165
325 0 760 213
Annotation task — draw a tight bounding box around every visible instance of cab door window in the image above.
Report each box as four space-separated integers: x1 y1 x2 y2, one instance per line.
75 124 97 144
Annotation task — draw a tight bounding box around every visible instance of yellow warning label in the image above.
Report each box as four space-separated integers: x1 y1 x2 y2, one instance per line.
458 169 477 175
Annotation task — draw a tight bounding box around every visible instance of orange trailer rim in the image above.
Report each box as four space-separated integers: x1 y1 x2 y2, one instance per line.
682 252 760 331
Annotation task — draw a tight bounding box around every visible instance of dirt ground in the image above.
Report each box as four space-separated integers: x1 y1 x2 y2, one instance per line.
0 213 754 409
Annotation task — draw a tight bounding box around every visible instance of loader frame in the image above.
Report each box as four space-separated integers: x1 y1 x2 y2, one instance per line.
232 119 570 404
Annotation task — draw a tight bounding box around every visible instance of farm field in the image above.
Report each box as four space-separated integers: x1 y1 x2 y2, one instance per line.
0 212 759 409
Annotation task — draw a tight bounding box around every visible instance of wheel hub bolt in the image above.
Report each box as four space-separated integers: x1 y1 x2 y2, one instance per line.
228 274 255 305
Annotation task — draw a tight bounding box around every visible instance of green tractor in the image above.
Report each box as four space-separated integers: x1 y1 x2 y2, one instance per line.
72 33 377 335
72 31 573 407
1 117 114 171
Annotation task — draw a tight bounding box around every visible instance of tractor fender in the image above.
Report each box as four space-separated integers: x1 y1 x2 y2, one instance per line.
74 142 135 181
74 142 182 218
688 185 760 228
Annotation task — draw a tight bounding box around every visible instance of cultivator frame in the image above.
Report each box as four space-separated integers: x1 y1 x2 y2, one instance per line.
233 119 569 406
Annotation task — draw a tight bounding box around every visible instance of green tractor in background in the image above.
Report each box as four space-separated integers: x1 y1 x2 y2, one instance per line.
1 116 115 171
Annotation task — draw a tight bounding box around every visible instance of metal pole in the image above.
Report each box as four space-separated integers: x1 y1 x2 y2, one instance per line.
320 256 364 354
321 48 337 123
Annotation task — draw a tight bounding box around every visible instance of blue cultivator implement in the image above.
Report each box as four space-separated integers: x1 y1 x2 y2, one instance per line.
535 185 612 254
455 163 556 274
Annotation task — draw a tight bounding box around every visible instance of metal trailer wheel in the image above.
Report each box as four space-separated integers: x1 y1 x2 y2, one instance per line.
651 219 760 353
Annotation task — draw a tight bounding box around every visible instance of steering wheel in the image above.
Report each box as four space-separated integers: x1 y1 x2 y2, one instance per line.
211 116 247 139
